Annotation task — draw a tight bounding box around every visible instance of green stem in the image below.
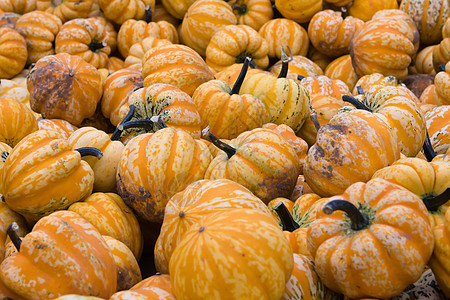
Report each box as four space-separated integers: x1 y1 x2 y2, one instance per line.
145 5 152 23
323 200 369 231
111 105 136 141
278 45 290 79
7 222 22 251
75 147 103 159
274 202 299 232
423 188 450 212
342 95 371 111
202 126 236 159
230 57 251 95
423 130 437 162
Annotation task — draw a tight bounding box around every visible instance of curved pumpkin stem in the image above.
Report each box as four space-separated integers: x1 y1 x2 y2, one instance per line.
202 126 236 159
277 45 291 79
145 5 152 23
89 41 107 52
297 74 305 81
423 188 450 212
341 6 348 19
7 222 22 251
309 101 321 131
323 200 369 231
274 202 300 232
342 95 371 111
356 85 364 95
111 105 136 141
75 147 103 159
232 4 247 15
439 64 446 72
150 115 168 129
423 130 437 162
230 57 251 95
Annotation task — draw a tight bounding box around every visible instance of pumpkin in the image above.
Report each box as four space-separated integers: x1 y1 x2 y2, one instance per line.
0 210 117 299
107 57 125 72
27 53 103 126
55 17 117 69
101 68 143 126
348 0 399 22
169 208 294 300
36 0 94 23
103 236 142 291
258 18 309 59
307 45 332 72
0 12 20 29
432 61 450 106
418 85 438 114
117 19 178 58
433 17 450 72
228 0 273 31
268 197 294 225
152 3 180 26
214 62 269 86
0 79 29 105
352 72 403 95
270 55 323 80
299 75 351 100
425 105 450 155
142 44 214 96
68 126 125 192
204 127 301 203
307 178 434 299
110 273 175 300
308 9 364 58
343 85 426 157
192 58 266 139
400 0 450 45
160 0 196 19
68 192 143 259
52 296 104 300
0 201 27 262
99 0 155 25
124 36 172 70
0 141 12 194
274 0 322 24
116 83 202 140
180 0 237 57
0 0 35 14
349 13 419 80
154 178 270 274
402 73 435 99
2 130 96 221
324 55 359 92
37 118 78 139
205 24 269 73
304 109 400 197
409 45 437 75
0 98 37 147
116 127 212 223
0 27 27 79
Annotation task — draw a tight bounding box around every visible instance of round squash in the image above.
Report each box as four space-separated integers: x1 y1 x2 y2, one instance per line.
123 37 172 70
274 0 322 24
348 0 399 22
98 0 155 25
0 27 27 79
432 61 450 106
0 201 27 262
0 0 35 14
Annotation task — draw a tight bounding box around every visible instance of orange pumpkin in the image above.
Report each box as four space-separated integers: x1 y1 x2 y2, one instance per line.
27 53 103 126
348 0 399 22
124 37 172 70
425 105 450 155
160 0 196 19
0 98 37 147
0 27 27 79
37 118 78 139
0 78 29 108
107 57 125 72
270 55 323 79
110 273 175 299
299 75 351 100
0 0 35 14
36 0 95 23
229 0 273 31
99 0 155 25
307 45 333 72
432 61 450 106
274 0 322 24
324 55 359 91
0 142 11 194
352 72 403 95
409 45 437 75
0 201 27 262
152 3 180 26
433 17 450 71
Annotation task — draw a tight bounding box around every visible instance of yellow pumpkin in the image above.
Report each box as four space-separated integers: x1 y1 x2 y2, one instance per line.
430 204 450 297
228 0 273 31
409 45 437 75
0 27 27 79
0 98 37 147
98 0 155 25
299 75 351 100
0 79 29 105
352 72 404 95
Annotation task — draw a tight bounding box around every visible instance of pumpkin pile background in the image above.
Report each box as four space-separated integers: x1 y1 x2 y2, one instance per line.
0 0 450 298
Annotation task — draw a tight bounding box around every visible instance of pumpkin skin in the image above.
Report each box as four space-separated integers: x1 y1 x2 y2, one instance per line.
152 3 180 26
0 12 20 30
258 18 309 59
352 72 403 95
205 24 269 72
116 128 212 223
270 55 323 80
400 0 450 45
37 118 78 139
433 61 450 106
274 0 322 24
124 37 172 70
107 57 125 73
103 236 142 292
180 0 237 57
433 17 450 71
110 274 175 300
36 0 94 23
0 210 117 299
0 141 12 195
409 45 437 75
349 14 419 80
324 55 359 91
0 0 35 14
101 68 144 126
0 98 38 147
99 0 155 25
169 208 294 300
205 128 301 203
27 53 103 126
55 17 117 69
425 105 450 155
229 0 273 31
161 0 196 19
308 10 364 58
0 201 27 262
214 62 269 86
0 27 27 79
300 75 351 100
142 44 214 96
348 0 399 22
430 206 450 297
304 109 400 197
0 79 29 105
154 178 270 274
2 130 95 221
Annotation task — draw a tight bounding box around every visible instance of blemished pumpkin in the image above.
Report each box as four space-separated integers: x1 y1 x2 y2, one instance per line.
169 208 294 300
98 0 155 25
304 109 400 197
154 178 270 274
258 18 309 59
229 0 273 31
425 105 450 155
204 127 301 203
274 0 322 24
27 53 103 126
205 24 269 73
36 0 95 23
0 210 117 299
180 0 237 57
307 178 434 299
142 44 214 96
0 13 19 30
2 130 96 221
324 55 359 91
116 127 213 223
0 97 38 147
0 27 27 79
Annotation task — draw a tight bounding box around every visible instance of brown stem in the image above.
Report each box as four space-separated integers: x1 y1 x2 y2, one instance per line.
75 147 103 159
423 188 450 212
274 202 299 231
7 222 22 251
323 200 369 231
202 126 236 159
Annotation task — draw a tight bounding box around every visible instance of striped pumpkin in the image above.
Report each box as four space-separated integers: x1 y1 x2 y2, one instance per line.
0 98 37 147
37 118 78 139
270 55 323 80
425 105 450 155
98 0 155 25
324 55 359 91
124 37 172 70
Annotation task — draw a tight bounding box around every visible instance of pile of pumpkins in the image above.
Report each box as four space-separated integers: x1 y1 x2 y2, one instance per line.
0 0 450 298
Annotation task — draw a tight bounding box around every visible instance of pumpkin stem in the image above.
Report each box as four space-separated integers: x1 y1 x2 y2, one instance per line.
439 64 446 72
423 188 450 212
145 5 152 23
278 45 291 79
202 125 236 159
272 4 283 19
232 4 247 15
111 105 136 141
309 104 321 131
356 85 364 95
7 222 22 251
341 6 348 19
113 119 157 137
75 147 103 159
342 95 371 111
89 41 107 52
230 57 251 95
150 115 168 129
297 74 306 81
274 202 300 232
323 200 369 231
423 130 437 162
